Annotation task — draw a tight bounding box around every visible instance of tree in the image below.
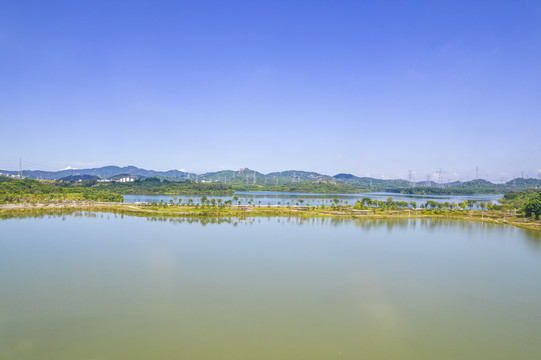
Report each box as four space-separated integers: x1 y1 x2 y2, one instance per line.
524 196 541 220
459 201 467 210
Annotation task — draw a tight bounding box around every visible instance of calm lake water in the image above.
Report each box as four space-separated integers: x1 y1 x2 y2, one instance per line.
124 191 503 206
1 214 540 359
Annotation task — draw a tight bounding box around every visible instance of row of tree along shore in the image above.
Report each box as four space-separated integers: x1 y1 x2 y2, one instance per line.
1 197 540 232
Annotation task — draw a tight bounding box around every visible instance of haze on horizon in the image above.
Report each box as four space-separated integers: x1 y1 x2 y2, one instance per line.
1 0 540 182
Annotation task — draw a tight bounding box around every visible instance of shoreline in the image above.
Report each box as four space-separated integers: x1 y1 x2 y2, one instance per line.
1 202 540 232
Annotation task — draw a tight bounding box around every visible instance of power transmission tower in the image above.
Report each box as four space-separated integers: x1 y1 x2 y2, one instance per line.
18 158 22 179
425 173 430 187
407 170 415 187
437 169 445 187
253 170 256 184
476 166 479 179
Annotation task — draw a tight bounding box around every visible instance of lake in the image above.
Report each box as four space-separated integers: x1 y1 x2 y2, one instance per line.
124 191 503 207
1 213 540 359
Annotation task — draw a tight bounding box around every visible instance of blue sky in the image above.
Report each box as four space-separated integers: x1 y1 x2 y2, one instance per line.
1 0 540 181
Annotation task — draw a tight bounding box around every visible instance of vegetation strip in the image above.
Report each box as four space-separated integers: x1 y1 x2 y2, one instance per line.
2 176 540 231
3 175 541 199
1 202 539 232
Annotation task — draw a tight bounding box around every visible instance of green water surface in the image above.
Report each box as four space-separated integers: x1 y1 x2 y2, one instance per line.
1 214 540 359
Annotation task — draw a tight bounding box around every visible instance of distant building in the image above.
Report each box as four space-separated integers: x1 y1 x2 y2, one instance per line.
117 177 135 183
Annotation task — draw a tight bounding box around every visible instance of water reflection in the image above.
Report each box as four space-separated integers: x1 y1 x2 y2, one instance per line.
2 209 540 248
124 191 503 207
1 212 540 360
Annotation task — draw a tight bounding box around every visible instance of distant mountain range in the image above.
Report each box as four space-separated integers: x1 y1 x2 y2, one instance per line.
1 165 540 189
0 166 197 181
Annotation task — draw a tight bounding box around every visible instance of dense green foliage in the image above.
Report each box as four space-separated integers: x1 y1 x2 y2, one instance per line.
523 193 541 220
387 180 527 195
392 185 500 195
232 181 365 194
94 178 235 195
500 188 541 208
0 177 123 203
500 188 541 219
0 177 235 203
3 175 541 208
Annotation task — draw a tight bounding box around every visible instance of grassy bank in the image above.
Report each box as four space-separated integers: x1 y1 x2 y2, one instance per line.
1 202 539 232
